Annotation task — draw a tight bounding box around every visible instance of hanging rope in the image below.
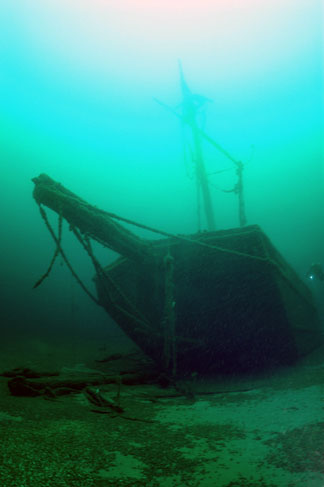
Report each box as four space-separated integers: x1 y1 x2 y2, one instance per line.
34 204 100 305
33 212 63 288
35 197 296 308
35 207 205 356
97 208 268 263
71 226 155 333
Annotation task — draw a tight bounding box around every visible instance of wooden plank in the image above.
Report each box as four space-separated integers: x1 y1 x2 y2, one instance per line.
32 173 153 263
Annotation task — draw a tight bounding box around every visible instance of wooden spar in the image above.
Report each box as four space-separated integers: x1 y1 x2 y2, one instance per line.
236 161 247 227
199 130 247 228
32 173 153 263
179 63 216 231
191 119 216 231
155 64 248 228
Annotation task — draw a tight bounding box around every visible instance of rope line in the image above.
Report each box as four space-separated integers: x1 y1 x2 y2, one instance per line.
71 227 153 331
94 207 268 263
33 212 63 288
35 205 100 305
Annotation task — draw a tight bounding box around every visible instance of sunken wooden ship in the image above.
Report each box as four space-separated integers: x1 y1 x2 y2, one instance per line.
32 68 321 374
32 174 321 375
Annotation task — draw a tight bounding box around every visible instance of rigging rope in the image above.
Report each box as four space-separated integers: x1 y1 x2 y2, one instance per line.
71 226 154 332
35 204 100 305
94 207 268 263
33 212 63 289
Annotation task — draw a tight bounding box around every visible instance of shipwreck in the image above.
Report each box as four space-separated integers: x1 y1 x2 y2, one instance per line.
32 67 321 375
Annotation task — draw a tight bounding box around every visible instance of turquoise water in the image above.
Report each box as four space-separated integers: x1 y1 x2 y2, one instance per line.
0 2 323 337
1 4 324 487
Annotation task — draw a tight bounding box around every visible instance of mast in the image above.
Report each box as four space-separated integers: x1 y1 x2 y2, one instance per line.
155 64 248 229
236 161 246 227
199 131 247 228
178 62 216 231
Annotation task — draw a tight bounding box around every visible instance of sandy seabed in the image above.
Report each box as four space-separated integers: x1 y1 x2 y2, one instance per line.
0 334 324 487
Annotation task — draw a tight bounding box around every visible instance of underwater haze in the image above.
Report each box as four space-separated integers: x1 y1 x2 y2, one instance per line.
2 3 324 487
0 0 323 337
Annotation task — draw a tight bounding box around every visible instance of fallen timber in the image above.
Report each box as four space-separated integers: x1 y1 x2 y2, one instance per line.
32 174 322 374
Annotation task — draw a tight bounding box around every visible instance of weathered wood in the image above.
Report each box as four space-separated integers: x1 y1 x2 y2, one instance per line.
7 371 157 397
95 225 322 373
31 174 322 374
32 173 153 263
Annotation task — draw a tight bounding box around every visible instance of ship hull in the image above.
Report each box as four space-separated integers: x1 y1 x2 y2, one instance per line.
95 225 321 374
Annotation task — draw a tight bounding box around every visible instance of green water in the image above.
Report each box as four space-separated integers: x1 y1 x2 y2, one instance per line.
0 3 324 487
0 0 323 334
0 1 322 331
